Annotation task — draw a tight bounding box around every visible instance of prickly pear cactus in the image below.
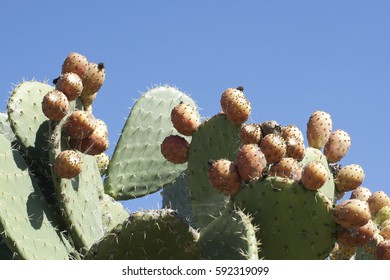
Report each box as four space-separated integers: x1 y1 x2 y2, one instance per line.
85 209 199 260
1 51 389 261
104 86 199 200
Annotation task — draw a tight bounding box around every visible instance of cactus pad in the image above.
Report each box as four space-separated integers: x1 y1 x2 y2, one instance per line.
7 81 53 172
161 172 196 228
104 86 198 200
49 118 104 252
0 134 74 259
234 177 336 259
187 114 241 229
0 112 16 142
199 209 259 260
85 209 200 260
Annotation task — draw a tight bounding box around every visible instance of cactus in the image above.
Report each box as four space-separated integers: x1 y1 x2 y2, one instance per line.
1 51 389 260
85 209 199 260
104 86 199 200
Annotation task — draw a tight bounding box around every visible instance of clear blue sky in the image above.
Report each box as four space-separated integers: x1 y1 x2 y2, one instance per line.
1 1 389 212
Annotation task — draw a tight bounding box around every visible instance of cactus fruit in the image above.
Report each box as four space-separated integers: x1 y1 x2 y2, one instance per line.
368 191 390 216
70 119 109 155
170 102 200 136
301 161 328 191
220 87 245 113
207 159 242 196
335 164 365 192
260 133 286 163
236 144 267 182
54 150 83 179
81 62 106 95
42 90 69 121
281 124 304 143
220 87 251 125
306 110 332 149
62 52 89 78
161 135 189 164
285 136 305 161
324 129 351 163
350 186 372 202
240 123 262 145
336 220 377 247
376 240 390 260
269 157 300 180
95 153 110 176
333 199 371 229
55 72 83 101
380 225 390 239
63 111 97 139
373 206 390 226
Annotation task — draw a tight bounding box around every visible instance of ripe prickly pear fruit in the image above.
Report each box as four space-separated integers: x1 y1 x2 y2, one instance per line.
54 149 83 179
225 95 251 125
62 52 89 78
301 161 328 190
207 159 242 196
260 120 281 136
269 157 300 180
324 129 351 163
368 191 390 215
95 152 110 176
333 199 371 229
55 72 83 101
82 62 106 95
373 206 390 226
380 225 390 240
220 86 245 113
381 219 390 229
42 90 69 121
350 186 372 202
63 111 97 139
281 124 304 143
260 133 286 163
336 219 377 247
70 119 109 155
306 110 332 149
240 123 262 145
170 102 200 136
376 240 390 260
285 136 305 161
81 92 97 109
335 164 365 192
160 135 189 164
236 144 267 182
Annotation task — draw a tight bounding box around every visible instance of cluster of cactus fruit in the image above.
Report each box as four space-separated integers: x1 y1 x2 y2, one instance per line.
0 52 389 260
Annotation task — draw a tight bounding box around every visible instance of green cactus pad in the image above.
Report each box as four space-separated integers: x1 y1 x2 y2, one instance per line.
100 194 129 233
199 209 259 260
187 114 241 229
0 112 16 142
234 177 336 259
161 172 196 228
7 81 53 172
104 86 198 200
300 147 335 201
0 134 74 259
49 118 104 252
85 209 200 260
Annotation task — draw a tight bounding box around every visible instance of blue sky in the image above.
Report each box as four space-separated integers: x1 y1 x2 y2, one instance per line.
1 1 389 212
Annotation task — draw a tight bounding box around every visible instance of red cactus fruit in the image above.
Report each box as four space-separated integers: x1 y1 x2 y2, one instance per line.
170 102 200 136
236 144 267 182
61 52 89 78
63 111 97 139
160 135 190 164
269 157 300 180
260 133 287 163
307 110 332 149
42 90 69 121
207 159 242 196
333 199 371 229
301 161 328 191
324 129 351 163
240 123 262 145
335 164 365 192
54 150 83 179
55 72 84 101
